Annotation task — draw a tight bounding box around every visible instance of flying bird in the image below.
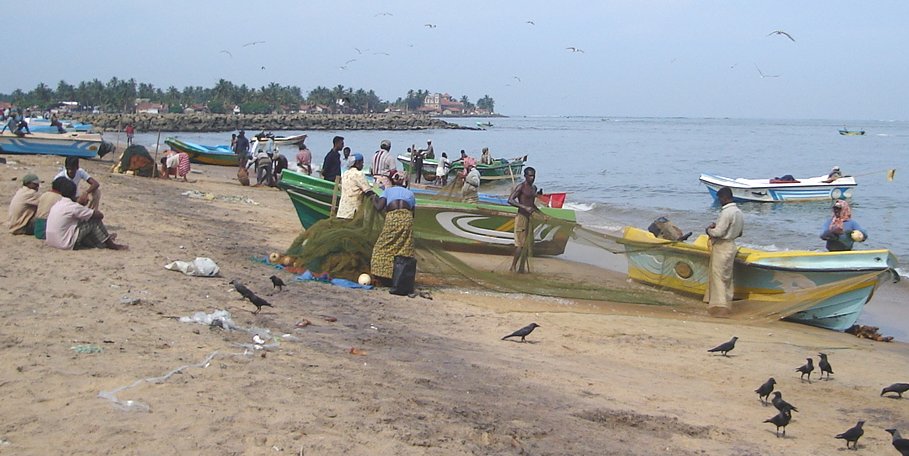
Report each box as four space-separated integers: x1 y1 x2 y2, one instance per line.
344 58 358 65
755 377 776 405
243 40 266 47
230 280 273 314
374 12 393 17
764 411 791 438
526 20 535 25
354 47 367 54
424 23 437 28
269 275 285 291
835 420 864 450
502 323 540 343
754 64 780 79
219 50 233 58
818 353 833 380
513 76 522 83
796 357 814 383
372 51 390 56
260 66 266 70
767 30 795 42
771 391 799 415
565 47 584 53
339 65 349 71
882 383 909 398
707 336 738 356
886 429 909 456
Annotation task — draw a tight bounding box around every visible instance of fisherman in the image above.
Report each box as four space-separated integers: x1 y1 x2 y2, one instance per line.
820 199 865 251
435 152 450 186
336 153 374 219
321 136 344 183
46 178 127 250
34 177 66 239
480 147 494 165
370 170 416 286
55 157 102 210
704 186 744 317
823 165 843 183
371 139 396 189
461 157 480 204
295 142 312 175
7 173 40 235
508 167 539 273
341 146 352 172
125 123 135 146
235 130 250 167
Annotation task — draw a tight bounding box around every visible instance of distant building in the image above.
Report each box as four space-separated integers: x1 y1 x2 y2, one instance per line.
136 102 165 114
422 93 465 115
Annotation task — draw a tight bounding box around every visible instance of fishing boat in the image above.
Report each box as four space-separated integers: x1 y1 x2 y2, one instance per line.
476 121 493 128
397 154 526 184
164 137 236 166
272 133 308 145
620 226 898 331
839 128 865 136
0 131 113 159
409 185 568 209
699 173 857 203
26 118 94 133
277 169 576 256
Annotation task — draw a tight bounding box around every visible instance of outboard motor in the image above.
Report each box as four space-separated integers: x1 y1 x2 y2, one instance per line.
97 141 114 159
647 217 692 242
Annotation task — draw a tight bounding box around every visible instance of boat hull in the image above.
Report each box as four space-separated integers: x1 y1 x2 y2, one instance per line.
620 226 897 331
700 173 857 203
278 170 575 256
165 138 237 166
0 131 109 158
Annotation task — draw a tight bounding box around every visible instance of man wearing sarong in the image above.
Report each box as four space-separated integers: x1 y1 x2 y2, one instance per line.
371 139 396 188
370 170 415 285
508 167 539 273
704 186 744 317
7 173 40 235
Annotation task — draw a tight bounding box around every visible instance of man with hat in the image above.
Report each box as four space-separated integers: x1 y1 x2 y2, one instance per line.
7 173 40 234
371 139 396 188
336 153 374 219
823 165 843 183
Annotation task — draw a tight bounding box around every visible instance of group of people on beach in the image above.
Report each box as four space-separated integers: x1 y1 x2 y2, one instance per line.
6 157 127 250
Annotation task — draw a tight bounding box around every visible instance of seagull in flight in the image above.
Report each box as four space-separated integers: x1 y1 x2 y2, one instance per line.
260 66 266 70
243 40 266 47
526 20 535 25
219 50 233 58
354 47 368 54
374 12 393 17
566 47 584 53
513 76 522 83
754 64 780 78
345 58 358 65
767 30 795 42
372 51 391 56
424 23 437 28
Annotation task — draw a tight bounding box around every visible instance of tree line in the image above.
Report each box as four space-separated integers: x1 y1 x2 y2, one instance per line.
0 78 495 115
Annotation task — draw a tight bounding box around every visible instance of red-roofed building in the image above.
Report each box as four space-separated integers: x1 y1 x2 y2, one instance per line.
136 102 165 114
422 93 465 115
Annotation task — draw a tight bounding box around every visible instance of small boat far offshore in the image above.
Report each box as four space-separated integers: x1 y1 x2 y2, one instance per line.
699 173 857 203
839 128 865 136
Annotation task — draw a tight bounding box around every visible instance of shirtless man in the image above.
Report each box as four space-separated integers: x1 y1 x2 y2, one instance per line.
507 167 538 273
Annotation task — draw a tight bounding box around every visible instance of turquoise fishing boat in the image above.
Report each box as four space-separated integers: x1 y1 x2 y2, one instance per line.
620 226 899 331
277 169 576 256
165 137 236 166
0 131 113 158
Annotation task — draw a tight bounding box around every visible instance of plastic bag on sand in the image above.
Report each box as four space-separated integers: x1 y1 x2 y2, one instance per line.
179 309 238 330
165 257 220 277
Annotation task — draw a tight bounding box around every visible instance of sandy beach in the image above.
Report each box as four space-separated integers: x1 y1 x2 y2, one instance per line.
2 153 908 455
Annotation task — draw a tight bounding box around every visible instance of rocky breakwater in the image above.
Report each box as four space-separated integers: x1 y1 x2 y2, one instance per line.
69 113 477 132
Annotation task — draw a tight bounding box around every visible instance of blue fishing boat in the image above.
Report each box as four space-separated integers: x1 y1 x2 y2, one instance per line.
164 137 236 166
699 173 857 203
26 118 94 133
620 226 899 331
0 131 113 158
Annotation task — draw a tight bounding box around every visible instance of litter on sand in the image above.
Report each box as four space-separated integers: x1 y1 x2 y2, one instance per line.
165 257 220 277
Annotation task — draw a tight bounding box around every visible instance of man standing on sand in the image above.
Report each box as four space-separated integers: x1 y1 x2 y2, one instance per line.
337 154 374 219
371 139 396 188
125 123 135 146
704 186 744 317
508 167 539 273
235 130 250 167
322 136 344 183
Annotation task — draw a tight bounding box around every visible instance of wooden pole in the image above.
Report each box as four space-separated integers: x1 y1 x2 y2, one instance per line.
329 176 341 218
152 130 162 177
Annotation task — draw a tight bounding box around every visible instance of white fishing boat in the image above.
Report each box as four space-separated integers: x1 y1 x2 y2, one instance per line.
699 173 857 203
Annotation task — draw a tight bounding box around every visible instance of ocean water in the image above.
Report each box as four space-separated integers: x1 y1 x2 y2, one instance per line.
131 116 908 337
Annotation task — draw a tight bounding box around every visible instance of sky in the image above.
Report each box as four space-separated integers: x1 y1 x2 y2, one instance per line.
4 0 908 120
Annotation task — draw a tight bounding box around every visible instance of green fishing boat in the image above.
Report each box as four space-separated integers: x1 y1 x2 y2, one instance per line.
397 153 526 183
277 169 576 256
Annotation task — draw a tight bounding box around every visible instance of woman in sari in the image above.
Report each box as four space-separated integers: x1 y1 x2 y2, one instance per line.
370 170 416 285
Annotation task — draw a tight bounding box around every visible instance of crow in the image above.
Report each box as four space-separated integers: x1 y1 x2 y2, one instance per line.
882 383 909 398
818 353 834 380
755 377 776 405
771 391 798 415
764 410 791 438
835 420 864 450
502 323 540 342
796 357 814 383
886 429 909 456
230 280 273 314
269 275 286 291
707 336 738 356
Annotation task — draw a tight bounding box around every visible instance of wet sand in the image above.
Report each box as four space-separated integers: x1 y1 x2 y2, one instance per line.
1 153 908 455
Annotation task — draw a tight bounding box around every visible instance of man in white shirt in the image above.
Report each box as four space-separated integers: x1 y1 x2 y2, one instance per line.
704 186 744 317
45 178 127 250
54 157 101 210
336 154 374 219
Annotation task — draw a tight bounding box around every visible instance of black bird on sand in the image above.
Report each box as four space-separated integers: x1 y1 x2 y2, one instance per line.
835 420 864 450
764 410 791 437
502 323 540 342
818 353 834 380
230 280 274 314
755 377 776 405
707 336 738 356
882 383 909 398
269 275 286 291
771 391 799 415
796 357 814 383
886 429 909 456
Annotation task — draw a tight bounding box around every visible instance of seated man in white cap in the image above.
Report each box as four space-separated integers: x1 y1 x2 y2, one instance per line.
337 153 374 219
7 173 41 235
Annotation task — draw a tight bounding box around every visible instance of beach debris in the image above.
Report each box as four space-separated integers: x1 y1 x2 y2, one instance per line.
230 280 273 314
98 351 217 412
269 275 285 290
502 323 540 343
119 295 142 305
179 309 239 331
181 190 259 205
835 420 864 450
795 358 814 383
253 334 266 345
771 392 798 415
321 315 337 322
418 290 433 300
165 257 220 277
295 319 312 328
845 324 894 342
755 377 776 405
818 353 834 380
349 347 367 356
764 410 791 438
70 344 102 354
706 336 737 356
881 383 909 398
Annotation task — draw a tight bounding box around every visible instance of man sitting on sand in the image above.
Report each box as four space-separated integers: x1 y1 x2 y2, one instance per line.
45 178 127 250
33 177 66 239
7 173 41 235
55 157 101 210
